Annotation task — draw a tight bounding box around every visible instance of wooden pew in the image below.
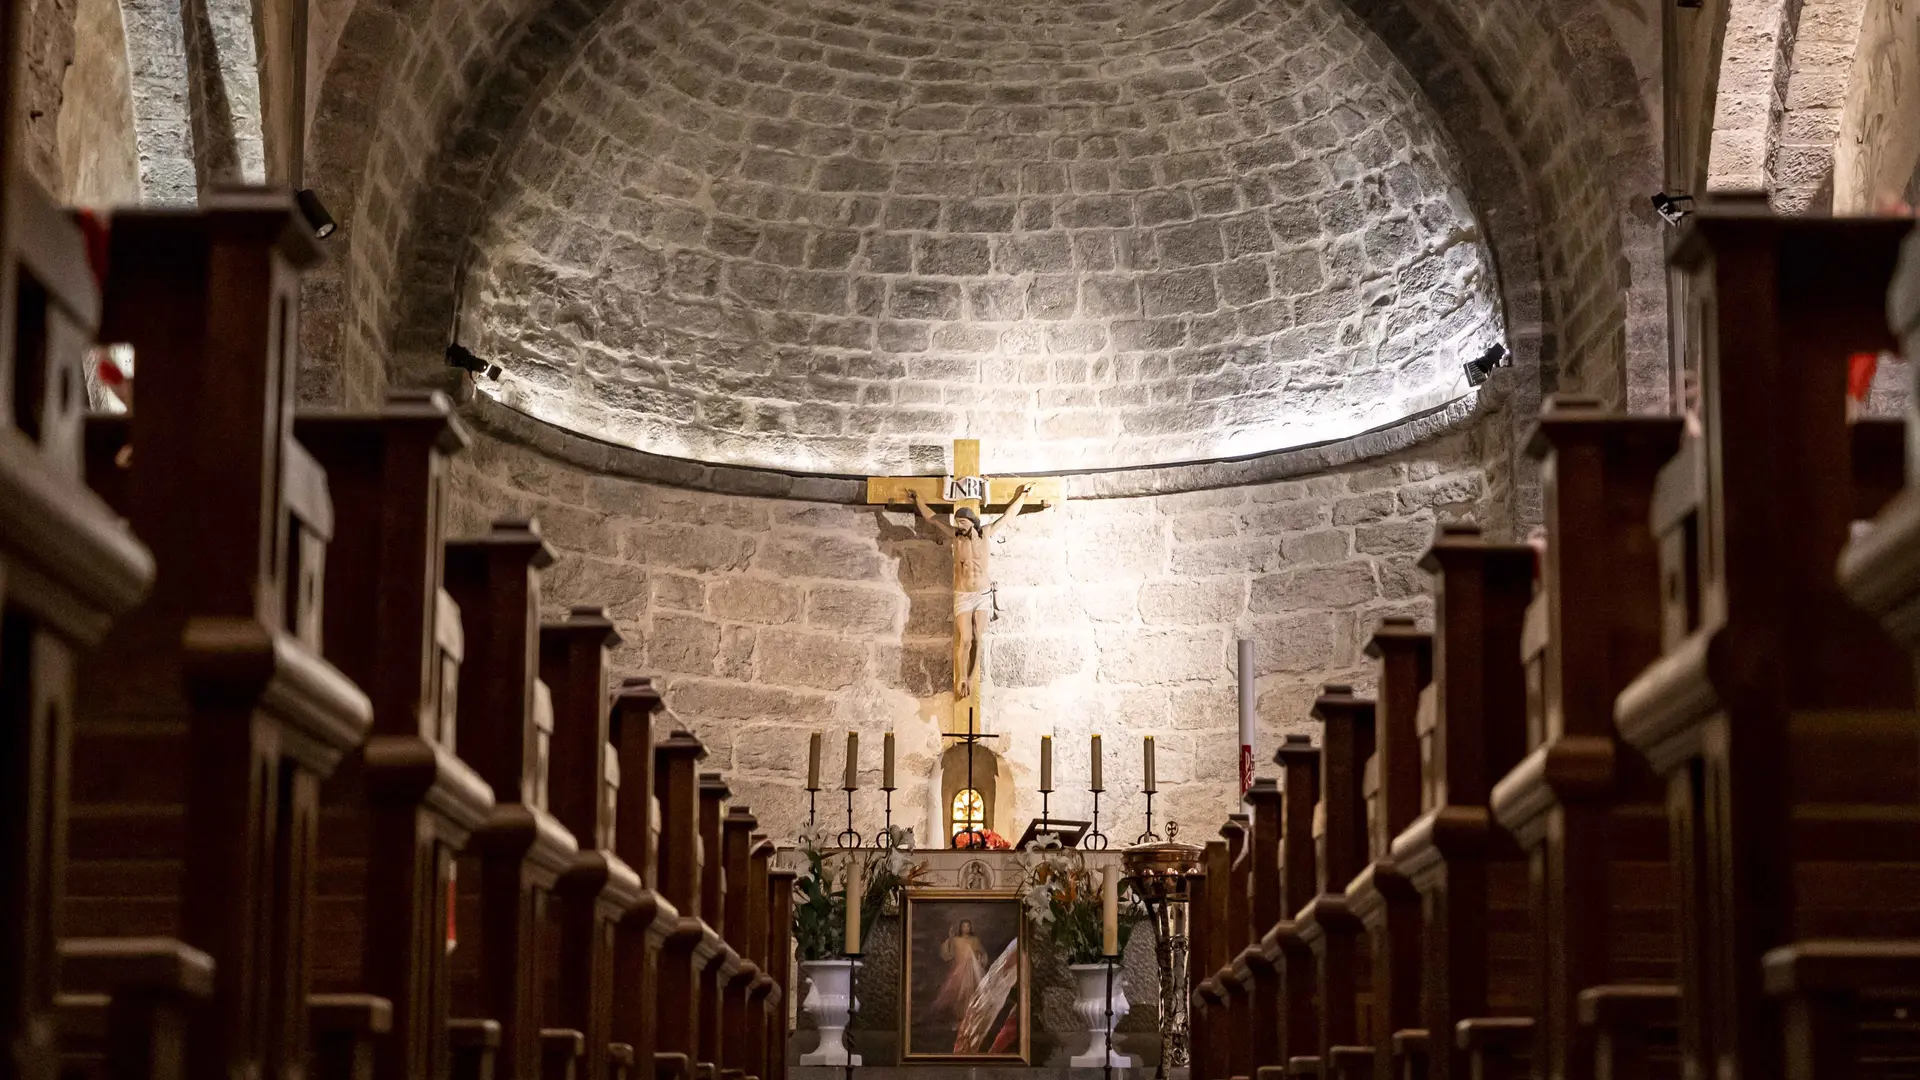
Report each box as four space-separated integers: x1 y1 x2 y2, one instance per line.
1192 836 1230 1080
606 677 685 1080
744 837 777 1080
718 808 761 1080
695 776 734 1080
764 868 794 1080
540 608 643 1080
1243 778 1285 1078
66 191 374 1080
1389 524 1533 1080
1297 687 1376 1080
1262 734 1320 1078
444 521 580 1080
1348 619 1431 1080
1218 815 1254 1080
1614 208 1920 1080
0 176 155 1080
651 732 710 1080
1486 396 1682 1080
297 392 497 1080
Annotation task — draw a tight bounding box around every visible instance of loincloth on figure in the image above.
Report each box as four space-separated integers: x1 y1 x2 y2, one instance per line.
953 587 999 618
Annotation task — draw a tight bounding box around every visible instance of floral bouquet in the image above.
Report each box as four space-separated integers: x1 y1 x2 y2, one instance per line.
953 828 1011 850
791 825 928 960
1017 836 1143 966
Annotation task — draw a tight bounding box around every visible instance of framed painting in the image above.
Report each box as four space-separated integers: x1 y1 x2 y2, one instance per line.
899 888 1030 1063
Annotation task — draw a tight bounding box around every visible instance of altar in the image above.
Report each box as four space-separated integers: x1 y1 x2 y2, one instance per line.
782 848 1169 1071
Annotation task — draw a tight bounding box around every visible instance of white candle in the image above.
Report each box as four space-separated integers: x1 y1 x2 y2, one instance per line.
1143 735 1156 794
844 731 859 791
1101 865 1119 957
844 856 863 955
883 731 896 790
1091 733 1103 791
807 732 822 790
1040 735 1053 792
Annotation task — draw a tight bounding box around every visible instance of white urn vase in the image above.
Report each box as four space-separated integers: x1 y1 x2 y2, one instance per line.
797 959 862 1066
1068 961 1131 1068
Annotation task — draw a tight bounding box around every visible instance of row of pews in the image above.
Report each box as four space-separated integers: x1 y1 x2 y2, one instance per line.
0 182 795 1080
1185 204 1920 1080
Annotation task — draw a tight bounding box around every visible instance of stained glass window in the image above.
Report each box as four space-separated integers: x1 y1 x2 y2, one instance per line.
951 787 985 837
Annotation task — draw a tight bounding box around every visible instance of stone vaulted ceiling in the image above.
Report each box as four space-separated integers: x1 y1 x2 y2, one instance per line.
458 0 1505 476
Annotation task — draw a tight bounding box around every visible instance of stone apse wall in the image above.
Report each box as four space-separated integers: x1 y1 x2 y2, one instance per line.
446 415 1487 848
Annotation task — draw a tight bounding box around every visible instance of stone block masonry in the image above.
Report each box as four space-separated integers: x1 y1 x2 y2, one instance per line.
448 425 1485 846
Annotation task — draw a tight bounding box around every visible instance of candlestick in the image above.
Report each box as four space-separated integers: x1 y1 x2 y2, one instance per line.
1143 735 1156 794
808 732 823 790
1040 735 1053 792
844 855 863 955
882 731 895 790
1084 789 1107 850
843 731 859 790
1090 733 1103 792
1101 865 1119 957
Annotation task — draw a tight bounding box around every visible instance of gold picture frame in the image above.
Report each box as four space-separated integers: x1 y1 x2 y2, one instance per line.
899 888 1031 1063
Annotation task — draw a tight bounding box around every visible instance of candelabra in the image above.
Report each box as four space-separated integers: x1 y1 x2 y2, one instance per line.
807 784 819 832
1124 826 1203 1079
1105 958 1117 1080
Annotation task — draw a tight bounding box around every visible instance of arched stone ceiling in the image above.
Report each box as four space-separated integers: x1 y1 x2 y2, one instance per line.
457 0 1504 475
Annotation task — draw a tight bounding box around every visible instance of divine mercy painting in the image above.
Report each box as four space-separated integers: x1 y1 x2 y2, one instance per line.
900 889 1030 1063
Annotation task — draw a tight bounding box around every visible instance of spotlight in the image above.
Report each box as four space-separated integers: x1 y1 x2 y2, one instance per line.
447 342 502 381
1463 343 1510 388
1651 192 1694 226
295 188 336 239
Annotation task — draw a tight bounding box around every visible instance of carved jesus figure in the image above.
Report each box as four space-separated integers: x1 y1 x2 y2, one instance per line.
912 484 1033 700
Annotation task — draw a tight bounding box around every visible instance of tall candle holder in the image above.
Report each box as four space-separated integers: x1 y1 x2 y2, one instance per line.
844 950 862 1080
1136 790 1161 844
1084 787 1108 850
1104 956 1117 1080
807 783 819 832
874 785 896 849
836 786 863 849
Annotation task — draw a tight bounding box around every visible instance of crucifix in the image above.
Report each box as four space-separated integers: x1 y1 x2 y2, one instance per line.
867 439 1062 716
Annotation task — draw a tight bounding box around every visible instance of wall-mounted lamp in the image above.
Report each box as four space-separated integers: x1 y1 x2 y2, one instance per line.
1463 343 1510 388
295 188 336 240
447 342 502 381
1651 192 1695 226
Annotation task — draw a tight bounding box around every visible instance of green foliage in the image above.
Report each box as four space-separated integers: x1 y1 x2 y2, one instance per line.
791 826 927 962
1017 839 1145 967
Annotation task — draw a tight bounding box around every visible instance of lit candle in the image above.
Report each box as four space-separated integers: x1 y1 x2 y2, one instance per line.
1040 735 1053 793
883 731 896 791
844 855 863 955
1101 865 1119 957
807 732 822 790
1143 735 1156 794
844 731 859 791
1091 734 1103 791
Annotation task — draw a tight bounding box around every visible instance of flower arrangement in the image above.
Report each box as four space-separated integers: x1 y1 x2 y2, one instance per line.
953 828 1011 850
791 825 928 961
1017 836 1144 966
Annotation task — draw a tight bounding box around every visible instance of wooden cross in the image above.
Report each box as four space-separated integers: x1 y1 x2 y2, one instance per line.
866 439 1064 716
865 438 1063 523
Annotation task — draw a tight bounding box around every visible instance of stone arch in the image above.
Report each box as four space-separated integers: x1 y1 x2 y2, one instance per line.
931 743 1015 849
299 0 1665 484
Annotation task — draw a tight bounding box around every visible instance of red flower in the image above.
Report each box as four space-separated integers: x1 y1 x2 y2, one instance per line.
954 829 1011 850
